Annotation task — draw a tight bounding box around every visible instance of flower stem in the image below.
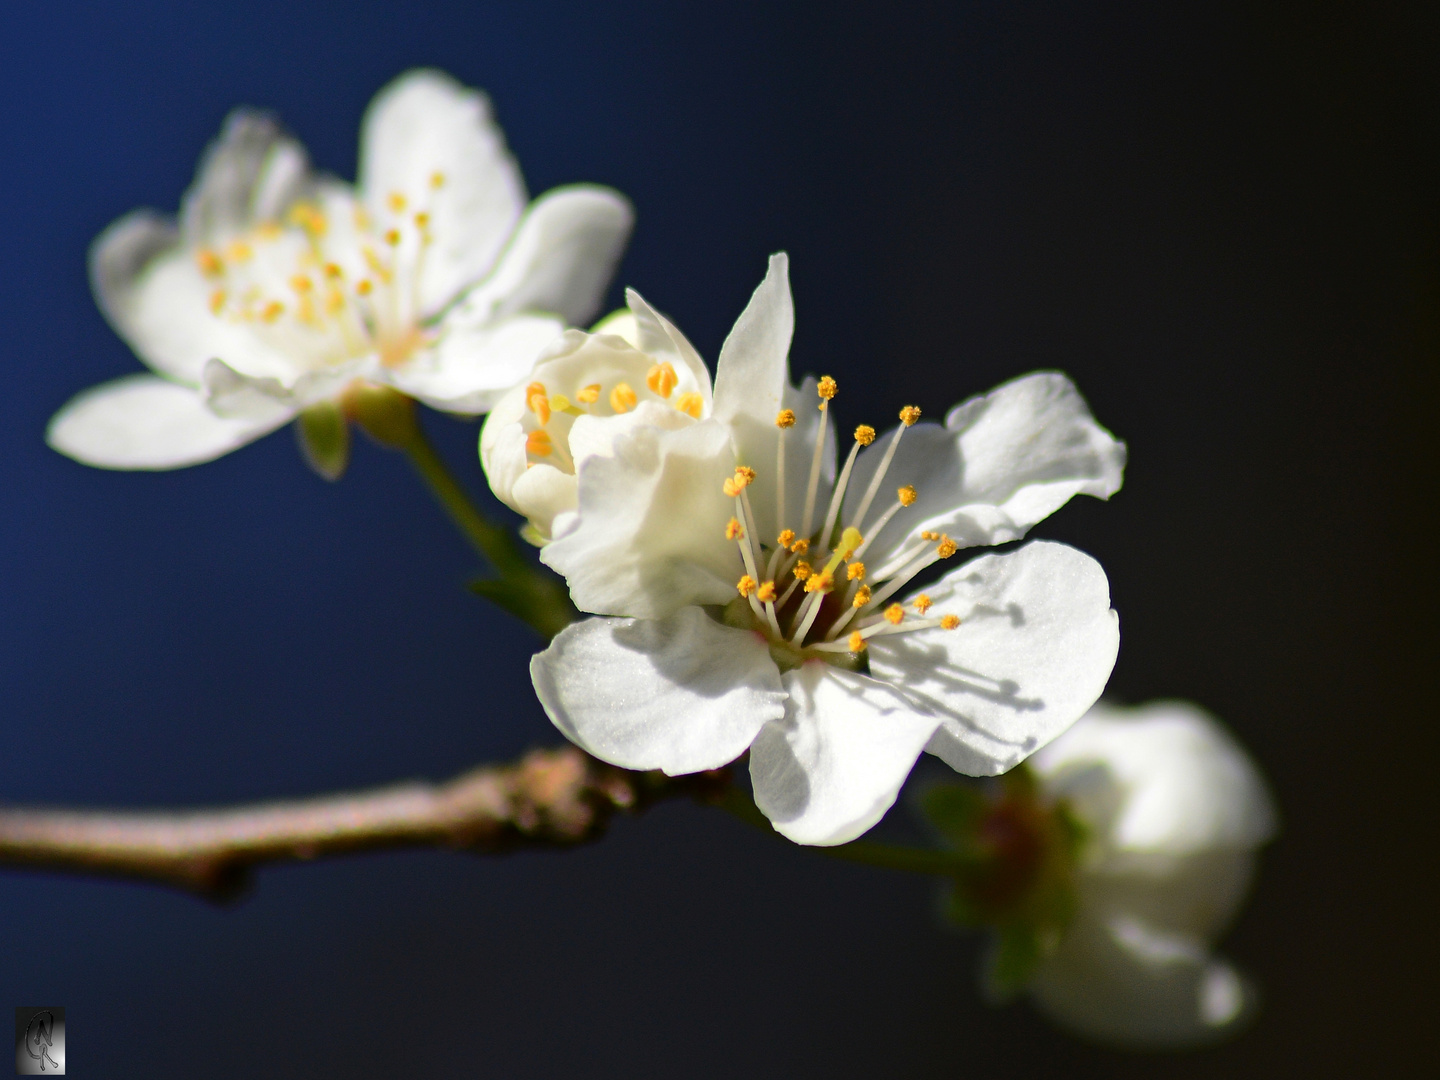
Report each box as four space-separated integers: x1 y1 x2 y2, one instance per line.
715 787 974 876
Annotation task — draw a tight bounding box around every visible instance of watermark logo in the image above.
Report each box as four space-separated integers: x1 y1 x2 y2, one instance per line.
14 1008 64 1075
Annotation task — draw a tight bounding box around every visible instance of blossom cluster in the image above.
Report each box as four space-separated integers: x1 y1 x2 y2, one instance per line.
49 68 1276 1046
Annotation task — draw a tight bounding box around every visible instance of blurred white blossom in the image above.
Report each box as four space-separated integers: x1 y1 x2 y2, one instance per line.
49 69 632 474
518 254 1127 845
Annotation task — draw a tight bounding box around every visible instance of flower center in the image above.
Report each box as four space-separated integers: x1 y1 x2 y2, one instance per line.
721 378 960 671
192 174 448 372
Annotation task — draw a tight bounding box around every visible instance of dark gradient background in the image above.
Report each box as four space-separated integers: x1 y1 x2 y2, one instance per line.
1 2 1435 1076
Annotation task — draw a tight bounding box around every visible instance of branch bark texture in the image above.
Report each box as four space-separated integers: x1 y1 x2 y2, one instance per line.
0 748 723 901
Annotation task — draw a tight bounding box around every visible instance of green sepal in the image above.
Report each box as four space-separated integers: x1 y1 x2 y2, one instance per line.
919 781 990 849
295 401 350 481
347 383 418 447
468 572 578 641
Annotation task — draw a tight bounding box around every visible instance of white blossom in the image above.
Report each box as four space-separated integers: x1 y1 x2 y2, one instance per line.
512 254 1127 845
48 69 633 471
1026 700 1279 1047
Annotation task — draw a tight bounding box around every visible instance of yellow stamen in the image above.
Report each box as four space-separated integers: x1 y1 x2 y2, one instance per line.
793 561 812 581
884 604 904 625
921 531 939 541
387 192 408 213
550 394 572 413
430 171 446 189
898 485 918 506
526 430 553 456
725 517 745 540
324 262 343 280
257 221 283 241
208 289 226 315
757 581 777 603
913 594 933 615
853 585 872 608
818 376 838 401
854 424 876 446
846 561 866 581
941 614 961 630
804 572 833 594
575 383 601 405
356 279 374 296
325 288 345 315
384 229 401 247
610 382 637 413
848 631 866 653
260 300 284 322
736 466 756 484
290 275 313 294
646 361 678 398
777 529 796 549
723 467 755 497
195 249 223 277
526 383 551 424
736 575 758 598
936 535 958 559
224 240 252 263
776 408 796 429
899 405 922 426
675 392 703 418
413 211 430 229
790 537 810 554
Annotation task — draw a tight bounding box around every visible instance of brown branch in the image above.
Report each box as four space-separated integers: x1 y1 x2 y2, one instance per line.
0 747 728 902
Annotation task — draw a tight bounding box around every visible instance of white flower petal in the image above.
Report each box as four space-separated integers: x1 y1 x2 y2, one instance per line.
457 185 633 326
1028 910 1257 1049
386 314 564 415
712 252 793 429
866 541 1119 775
531 608 785 774
567 401 693 473
1032 701 1279 858
849 372 1126 565
750 664 941 846
179 110 313 244
359 69 526 314
541 420 741 618
624 289 713 413
47 374 291 470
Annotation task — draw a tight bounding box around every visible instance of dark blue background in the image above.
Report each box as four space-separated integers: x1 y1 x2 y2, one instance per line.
1 2 1434 1075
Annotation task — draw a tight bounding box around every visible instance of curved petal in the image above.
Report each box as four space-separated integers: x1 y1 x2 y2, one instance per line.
848 372 1126 566
624 289 712 413
1028 910 1257 1049
531 608 785 775
712 252 793 429
541 419 741 618
750 664 940 846
866 541 1119 775
179 109 313 244
1032 701 1279 858
457 185 634 326
359 69 526 314
386 314 564 415
47 374 291 470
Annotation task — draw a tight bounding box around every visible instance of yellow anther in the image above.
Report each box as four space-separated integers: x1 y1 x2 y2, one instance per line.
414 211 430 229
854 424 876 446
941 614 961 630
195 249 223 277
848 631 866 653
430 171 446 189
804 572 834 594
884 603 905 625
288 203 327 237
526 430 553 457
575 383 601 405
208 289 226 315
610 382 637 413
646 361 678 398
913 594 933 615
723 468 755 497
852 585 872 608
757 581 777 603
776 408 797 429
257 221 283 241
790 537 810 554
320 263 342 280
384 229 401 246
675 392 704 418
736 575 758 598
356 279 374 296
846 561 866 581
898 485 918 506
387 192 408 213
736 466 756 484
260 300 284 323
526 382 551 424
899 405 922 426
224 240 252 263
793 560 813 581
817 375 838 401
290 275 313 294
936 535 958 559
777 529 797 549
921 531 939 541
325 288 345 315
725 517 745 541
